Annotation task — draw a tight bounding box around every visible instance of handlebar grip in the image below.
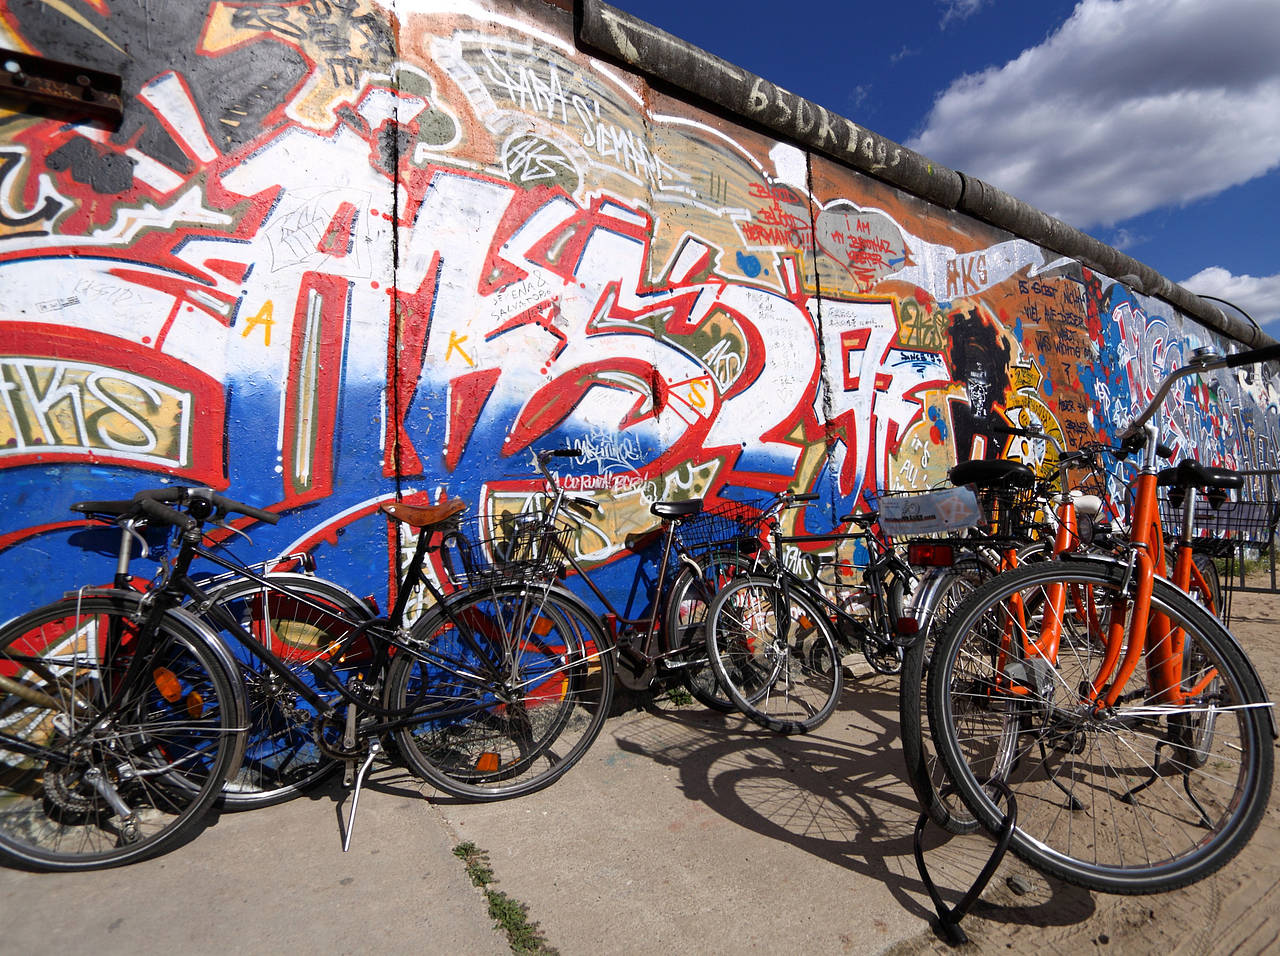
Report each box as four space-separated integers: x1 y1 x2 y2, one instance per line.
1224 342 1280 369
1156 442 1175 460
209 493 280 524
790 492 820 502
136 496 196 533
538 448 581 462
132 487 187 504
70 499 137 517
990 422 1043 439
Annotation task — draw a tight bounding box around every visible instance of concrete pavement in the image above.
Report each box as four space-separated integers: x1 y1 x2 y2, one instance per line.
10 651 1275 955
0 672 979 954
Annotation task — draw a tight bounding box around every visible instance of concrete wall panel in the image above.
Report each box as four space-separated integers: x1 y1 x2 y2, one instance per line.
0 0 1274 618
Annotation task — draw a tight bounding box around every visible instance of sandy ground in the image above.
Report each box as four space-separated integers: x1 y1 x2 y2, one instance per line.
884 578 1280 954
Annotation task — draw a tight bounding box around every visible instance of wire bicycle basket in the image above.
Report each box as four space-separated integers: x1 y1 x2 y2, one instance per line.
671 498 768 561
1157 494 1280 556
437 513 573 587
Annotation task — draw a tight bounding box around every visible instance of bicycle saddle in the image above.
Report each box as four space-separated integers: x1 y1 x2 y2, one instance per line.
380 497 467 529
947 459 1036 490
650 499 703 519
1157 459 1244 492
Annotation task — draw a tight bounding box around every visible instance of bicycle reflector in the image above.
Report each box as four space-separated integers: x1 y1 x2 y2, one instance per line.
907 542 954 567
896 617 920 637
474 752 500 773
153 667 182 702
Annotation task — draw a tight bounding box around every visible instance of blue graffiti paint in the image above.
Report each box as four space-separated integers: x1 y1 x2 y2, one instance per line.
736 251 762 277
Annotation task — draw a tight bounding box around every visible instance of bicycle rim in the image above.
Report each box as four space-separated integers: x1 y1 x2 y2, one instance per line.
929 559 1273 893
386 584 613 800
707 577 842 734
899 565 983 834
207 574 375 809
665 553 752 712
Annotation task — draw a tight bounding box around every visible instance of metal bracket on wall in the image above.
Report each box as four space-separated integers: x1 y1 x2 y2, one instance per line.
0 50 122 128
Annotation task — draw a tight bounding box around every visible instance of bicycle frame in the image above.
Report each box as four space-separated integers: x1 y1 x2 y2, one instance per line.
760 514 916 669
1007 345 1280 712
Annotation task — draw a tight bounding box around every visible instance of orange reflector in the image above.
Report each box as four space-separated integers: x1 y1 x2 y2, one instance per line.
474 752 500 773
186 691 205 719
908 542 955 567
153 667 182 702
896 618 920 636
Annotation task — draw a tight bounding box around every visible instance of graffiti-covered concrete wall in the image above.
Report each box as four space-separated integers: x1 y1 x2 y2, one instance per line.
0 0 1276 616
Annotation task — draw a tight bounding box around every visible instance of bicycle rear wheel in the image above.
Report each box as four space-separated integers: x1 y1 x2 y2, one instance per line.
899 564 983 833
0 593 244 870
664 552 752 712
385 584 613 800
206 573 375 809
705 576 841 734
928 558 1273 893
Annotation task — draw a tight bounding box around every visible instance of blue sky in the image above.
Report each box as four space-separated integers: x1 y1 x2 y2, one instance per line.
609 0 1280 341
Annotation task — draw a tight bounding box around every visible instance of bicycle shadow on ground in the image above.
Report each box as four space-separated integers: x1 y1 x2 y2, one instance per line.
609 673 1099 939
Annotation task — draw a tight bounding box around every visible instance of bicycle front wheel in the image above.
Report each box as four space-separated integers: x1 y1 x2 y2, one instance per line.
205 573 375 809
385 584 613 800
705 576 842 734
928 558 1273 893
0 593 244 870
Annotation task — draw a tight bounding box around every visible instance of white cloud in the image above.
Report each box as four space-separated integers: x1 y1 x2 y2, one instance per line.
890 45 916 65
1108 228 1146 251
907 0 1280 229
848 84 872 112
939 0 987 29
1180 266 1280 330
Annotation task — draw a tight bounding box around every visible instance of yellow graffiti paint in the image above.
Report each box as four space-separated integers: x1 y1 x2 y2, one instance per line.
445 330 475 368
241 301 275 346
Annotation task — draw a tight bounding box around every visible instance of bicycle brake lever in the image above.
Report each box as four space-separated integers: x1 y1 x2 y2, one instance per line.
123 519 152 561
210 519 254 546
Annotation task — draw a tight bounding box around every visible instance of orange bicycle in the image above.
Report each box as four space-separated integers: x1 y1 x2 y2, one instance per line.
926 343 1279 893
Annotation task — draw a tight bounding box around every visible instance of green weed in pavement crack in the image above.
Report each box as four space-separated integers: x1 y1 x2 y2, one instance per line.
453 841 558 955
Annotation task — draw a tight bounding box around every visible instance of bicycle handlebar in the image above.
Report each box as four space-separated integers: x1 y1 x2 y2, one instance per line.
70 486 279 530
1224 342 1280 369
135 495 197 533
1124 343 1280 439
989 421 1065 456
70 498 136 517
537 448 581 463
207 491 279 525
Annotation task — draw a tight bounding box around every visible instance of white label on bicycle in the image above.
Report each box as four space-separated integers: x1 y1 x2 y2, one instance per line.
879 487 983 534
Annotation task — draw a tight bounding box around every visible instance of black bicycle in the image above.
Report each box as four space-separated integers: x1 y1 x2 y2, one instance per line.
703 497 918 734
0 485 611 869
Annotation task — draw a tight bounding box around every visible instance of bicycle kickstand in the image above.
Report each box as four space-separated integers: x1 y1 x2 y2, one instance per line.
343 738 381 853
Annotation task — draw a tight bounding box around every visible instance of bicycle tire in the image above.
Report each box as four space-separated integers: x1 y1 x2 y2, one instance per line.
0 592 244 870
928 557 1273 893
203 573 375 809
899 563 984 834
384 584 613 800
664 552 752 712
705 575 842 734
